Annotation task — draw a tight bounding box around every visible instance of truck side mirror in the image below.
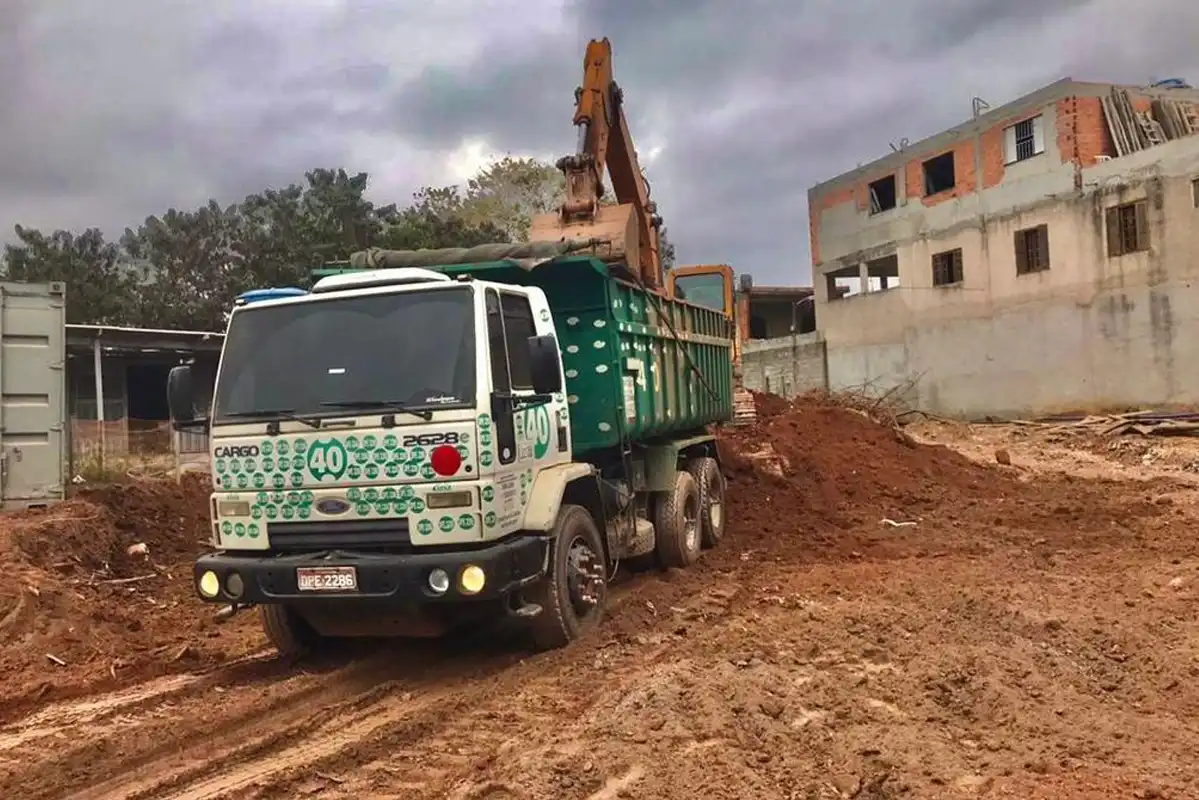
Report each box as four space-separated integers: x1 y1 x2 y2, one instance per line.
167 364 198 430
527 334 563 395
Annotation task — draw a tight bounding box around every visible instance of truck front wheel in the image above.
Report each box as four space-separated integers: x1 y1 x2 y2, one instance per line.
528 504 608 651
259 603 326 660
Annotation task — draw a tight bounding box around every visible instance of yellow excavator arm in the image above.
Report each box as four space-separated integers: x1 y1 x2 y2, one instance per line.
530 38 665 292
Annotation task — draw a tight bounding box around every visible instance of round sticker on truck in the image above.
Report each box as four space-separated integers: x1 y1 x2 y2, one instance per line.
307 439 349 481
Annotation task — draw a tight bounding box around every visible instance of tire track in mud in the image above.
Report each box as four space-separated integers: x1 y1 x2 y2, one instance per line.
51 644 523 800
0 651 283 754
234 585 731 800
9 649 409 800
7 572 704 800
135 679 466 800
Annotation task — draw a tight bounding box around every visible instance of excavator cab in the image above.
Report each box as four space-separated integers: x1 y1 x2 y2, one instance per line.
669 264 748 344
669 265 734 314
670 264 755 424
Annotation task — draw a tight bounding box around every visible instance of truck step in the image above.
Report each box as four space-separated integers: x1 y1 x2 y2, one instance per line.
508 602 543 619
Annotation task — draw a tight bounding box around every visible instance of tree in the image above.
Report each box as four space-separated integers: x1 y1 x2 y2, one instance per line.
119 201 246 331
382 186 510 251
1 226 140 324
0 157 667 331
461 156 564 241
659 228 677 270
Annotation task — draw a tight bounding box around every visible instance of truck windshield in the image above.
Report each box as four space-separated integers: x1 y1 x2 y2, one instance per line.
213 287 476 423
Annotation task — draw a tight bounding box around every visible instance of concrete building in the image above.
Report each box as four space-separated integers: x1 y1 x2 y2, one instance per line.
741 285 817 340
736 285 822 398
807 78 1199 416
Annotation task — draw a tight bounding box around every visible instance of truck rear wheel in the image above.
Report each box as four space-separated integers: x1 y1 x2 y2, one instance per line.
259 604 325 659
653 470 702 569
687 456 726 548
528 504 608 651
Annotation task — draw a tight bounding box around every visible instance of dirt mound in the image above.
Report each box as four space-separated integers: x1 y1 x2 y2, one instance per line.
722 393 999 520
749 389 791 420
0 474 257 720
716 393 1168 565
9 477 212 577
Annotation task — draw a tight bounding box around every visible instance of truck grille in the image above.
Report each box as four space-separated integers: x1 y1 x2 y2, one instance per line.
266 519 411 554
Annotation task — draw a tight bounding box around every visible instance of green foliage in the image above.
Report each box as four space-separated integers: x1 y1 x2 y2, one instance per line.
462 156 564 241
3 226 140 325
0 156 677 330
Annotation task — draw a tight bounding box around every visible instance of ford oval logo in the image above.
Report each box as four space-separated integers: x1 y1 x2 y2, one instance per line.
316 498 350 515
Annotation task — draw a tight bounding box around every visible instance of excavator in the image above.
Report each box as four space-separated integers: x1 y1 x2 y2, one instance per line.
529 37 757 424
328 38 756 424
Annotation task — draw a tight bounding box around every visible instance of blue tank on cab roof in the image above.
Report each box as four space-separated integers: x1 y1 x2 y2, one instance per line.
236 287 308 305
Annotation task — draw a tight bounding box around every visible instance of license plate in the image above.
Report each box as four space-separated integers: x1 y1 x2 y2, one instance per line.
296 566 358 593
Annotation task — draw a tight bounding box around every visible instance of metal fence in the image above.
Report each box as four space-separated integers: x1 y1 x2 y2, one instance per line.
69 418 209 481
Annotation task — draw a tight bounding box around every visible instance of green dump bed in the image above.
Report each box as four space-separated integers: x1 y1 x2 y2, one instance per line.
317 251 736 458
532 257 733 456
439 256 735 457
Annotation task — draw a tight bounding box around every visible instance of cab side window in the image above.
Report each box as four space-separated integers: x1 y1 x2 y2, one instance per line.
501 293 536 391
485 290 510 394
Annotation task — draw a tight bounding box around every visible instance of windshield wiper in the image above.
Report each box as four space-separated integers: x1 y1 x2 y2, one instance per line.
319 400 434 420
224 408 322 429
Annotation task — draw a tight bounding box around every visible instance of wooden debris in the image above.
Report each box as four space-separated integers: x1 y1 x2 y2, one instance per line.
96 574 159 586
1006 410 1199 438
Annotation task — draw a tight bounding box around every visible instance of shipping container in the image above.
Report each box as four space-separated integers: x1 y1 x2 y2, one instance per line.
0 281 67 508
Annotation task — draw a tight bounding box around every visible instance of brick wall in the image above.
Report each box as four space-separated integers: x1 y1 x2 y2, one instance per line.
904 142 977 207
741 334 827 398
807 85 1199 269
1058 96 1113 167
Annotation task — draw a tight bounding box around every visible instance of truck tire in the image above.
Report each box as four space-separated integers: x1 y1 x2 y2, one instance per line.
687 456 726 548
529 504 608 652
653 470 702 569
259 604 324 659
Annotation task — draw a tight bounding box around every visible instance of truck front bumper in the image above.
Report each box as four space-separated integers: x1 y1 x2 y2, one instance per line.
193 536 548 605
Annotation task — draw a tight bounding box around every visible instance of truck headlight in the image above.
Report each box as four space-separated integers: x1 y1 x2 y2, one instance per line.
428 568 450 594
198 570 220 598
217 500 251 517
459 565 486 595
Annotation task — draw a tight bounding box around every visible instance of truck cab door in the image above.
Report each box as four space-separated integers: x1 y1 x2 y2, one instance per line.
485 289 519 465
484 288 548 466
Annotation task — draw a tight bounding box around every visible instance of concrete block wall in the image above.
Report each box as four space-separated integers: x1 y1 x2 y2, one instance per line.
826 342 915 405
825 277 1199 418
741 333 827 398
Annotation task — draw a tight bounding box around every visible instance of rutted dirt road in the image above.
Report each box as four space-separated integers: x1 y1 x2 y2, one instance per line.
3 396 1199 799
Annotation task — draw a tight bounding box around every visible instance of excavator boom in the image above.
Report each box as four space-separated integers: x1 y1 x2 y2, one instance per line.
530 38 665 291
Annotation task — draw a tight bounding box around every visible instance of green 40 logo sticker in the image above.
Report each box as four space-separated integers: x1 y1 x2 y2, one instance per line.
518 405 552 460
307 439 349 481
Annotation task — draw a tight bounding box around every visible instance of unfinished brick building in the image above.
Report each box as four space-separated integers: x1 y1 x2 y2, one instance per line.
807 78 1199 416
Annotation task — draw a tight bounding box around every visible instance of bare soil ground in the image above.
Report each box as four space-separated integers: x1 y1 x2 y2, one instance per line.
2 395 1197 799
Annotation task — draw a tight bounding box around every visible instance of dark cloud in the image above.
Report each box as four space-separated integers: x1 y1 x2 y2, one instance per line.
1 0 1197 287
388 40 578 155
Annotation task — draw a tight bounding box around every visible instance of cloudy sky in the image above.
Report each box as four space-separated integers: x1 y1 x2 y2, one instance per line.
2 0 1196 285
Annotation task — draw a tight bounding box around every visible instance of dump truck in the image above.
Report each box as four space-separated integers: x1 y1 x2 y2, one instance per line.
168 250 734 654
166 38 740 654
